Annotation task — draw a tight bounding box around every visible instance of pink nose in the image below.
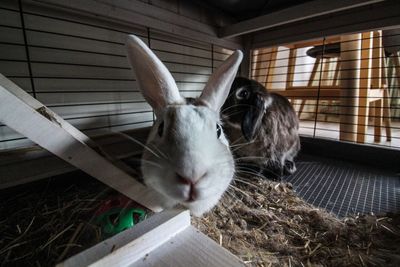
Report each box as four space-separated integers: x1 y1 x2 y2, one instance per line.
176 174 198 202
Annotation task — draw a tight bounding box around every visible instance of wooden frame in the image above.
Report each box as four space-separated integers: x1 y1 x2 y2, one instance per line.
219 0 384 38
58 209 244 267
26 0 242 50
269 32 392 143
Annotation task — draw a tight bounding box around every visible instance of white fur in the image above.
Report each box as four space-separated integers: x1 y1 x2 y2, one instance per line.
126 35 242 216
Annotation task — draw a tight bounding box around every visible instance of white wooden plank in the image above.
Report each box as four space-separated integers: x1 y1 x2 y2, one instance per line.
34 78 138 92
0 8 21 28
0 61 29 77
0 74 164 211
130 226 245 267
0 26 24 44
58 209 191 267
0 43 26 60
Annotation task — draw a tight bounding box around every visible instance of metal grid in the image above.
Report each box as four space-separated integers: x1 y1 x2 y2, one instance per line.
284 154 400 217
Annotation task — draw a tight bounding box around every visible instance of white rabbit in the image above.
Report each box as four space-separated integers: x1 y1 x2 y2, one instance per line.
126 35 242 216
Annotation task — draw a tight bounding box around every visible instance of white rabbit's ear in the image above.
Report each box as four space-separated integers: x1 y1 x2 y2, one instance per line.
199 50 243 111
126 35 184 112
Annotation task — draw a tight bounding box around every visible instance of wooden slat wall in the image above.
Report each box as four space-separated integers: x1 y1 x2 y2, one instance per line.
0 0 234 151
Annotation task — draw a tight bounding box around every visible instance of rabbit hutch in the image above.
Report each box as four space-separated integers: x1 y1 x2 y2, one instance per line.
0 0 400 266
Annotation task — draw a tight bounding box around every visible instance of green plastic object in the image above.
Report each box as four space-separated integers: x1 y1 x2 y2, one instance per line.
96 208 146 236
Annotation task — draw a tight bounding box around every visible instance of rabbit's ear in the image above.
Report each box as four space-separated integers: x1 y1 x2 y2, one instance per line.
126 35 184 113
199 50 243 111
242 94 266 141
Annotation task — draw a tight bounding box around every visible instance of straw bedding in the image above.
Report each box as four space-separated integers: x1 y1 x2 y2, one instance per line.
0 173 399 267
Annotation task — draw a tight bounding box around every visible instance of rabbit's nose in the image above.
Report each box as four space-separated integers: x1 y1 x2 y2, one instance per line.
176 172 206 185
176 173 206 202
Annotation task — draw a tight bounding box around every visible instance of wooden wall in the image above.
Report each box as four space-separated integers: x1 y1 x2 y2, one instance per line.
0 0 235 151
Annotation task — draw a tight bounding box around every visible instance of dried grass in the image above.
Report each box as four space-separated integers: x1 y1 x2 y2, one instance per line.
193 177 400 267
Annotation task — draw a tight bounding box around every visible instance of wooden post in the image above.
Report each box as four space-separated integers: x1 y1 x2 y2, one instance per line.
265 48 278 89
371 31 382 89
340 34 362 142
356 32 373 143
374 99 383 142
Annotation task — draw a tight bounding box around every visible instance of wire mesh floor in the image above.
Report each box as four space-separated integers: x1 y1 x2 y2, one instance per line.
284 154 400 217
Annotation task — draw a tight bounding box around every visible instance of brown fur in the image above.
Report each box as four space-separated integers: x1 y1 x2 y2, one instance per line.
222 77 300 179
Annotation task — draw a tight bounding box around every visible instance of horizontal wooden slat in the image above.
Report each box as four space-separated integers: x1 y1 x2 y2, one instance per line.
7 77 32 91
0 137 35 151
49 101 151 118
151 39 212 59
36 91 145 105
34 78 138 92
171 73 209 83
0 8 21 28
155 50 211 67
31 63 133 79
29 46 129 68
176 82 205 91
24 13 136 44
67 112 154 130
0 26 24 44
0 43 26 60
0 61 30 76
0 0 19 10
26 31 128 56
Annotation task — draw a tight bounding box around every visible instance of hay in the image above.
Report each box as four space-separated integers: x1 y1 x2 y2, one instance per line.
0 173 113 266
193 177 400 267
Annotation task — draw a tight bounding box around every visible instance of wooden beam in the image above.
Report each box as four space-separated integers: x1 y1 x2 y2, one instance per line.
339 34 361 142
0 74 164 212
356 32 373 144
219 0 384 38
58 209 244 267
58 209 190 267
27 0 242 50
252 0 400 49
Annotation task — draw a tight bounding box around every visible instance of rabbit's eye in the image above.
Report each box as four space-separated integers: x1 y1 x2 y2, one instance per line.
236 88 250 100
216 124 222 138
158 121 164 137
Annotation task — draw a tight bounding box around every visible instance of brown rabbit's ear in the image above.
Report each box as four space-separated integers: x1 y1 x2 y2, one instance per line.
126 35 184 114
242 94 265 141
199 50 243 112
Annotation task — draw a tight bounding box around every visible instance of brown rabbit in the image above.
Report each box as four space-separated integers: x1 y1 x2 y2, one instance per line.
222 77 300 180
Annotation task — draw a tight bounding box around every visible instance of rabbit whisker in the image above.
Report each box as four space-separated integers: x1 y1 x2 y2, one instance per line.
111 131 164 159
